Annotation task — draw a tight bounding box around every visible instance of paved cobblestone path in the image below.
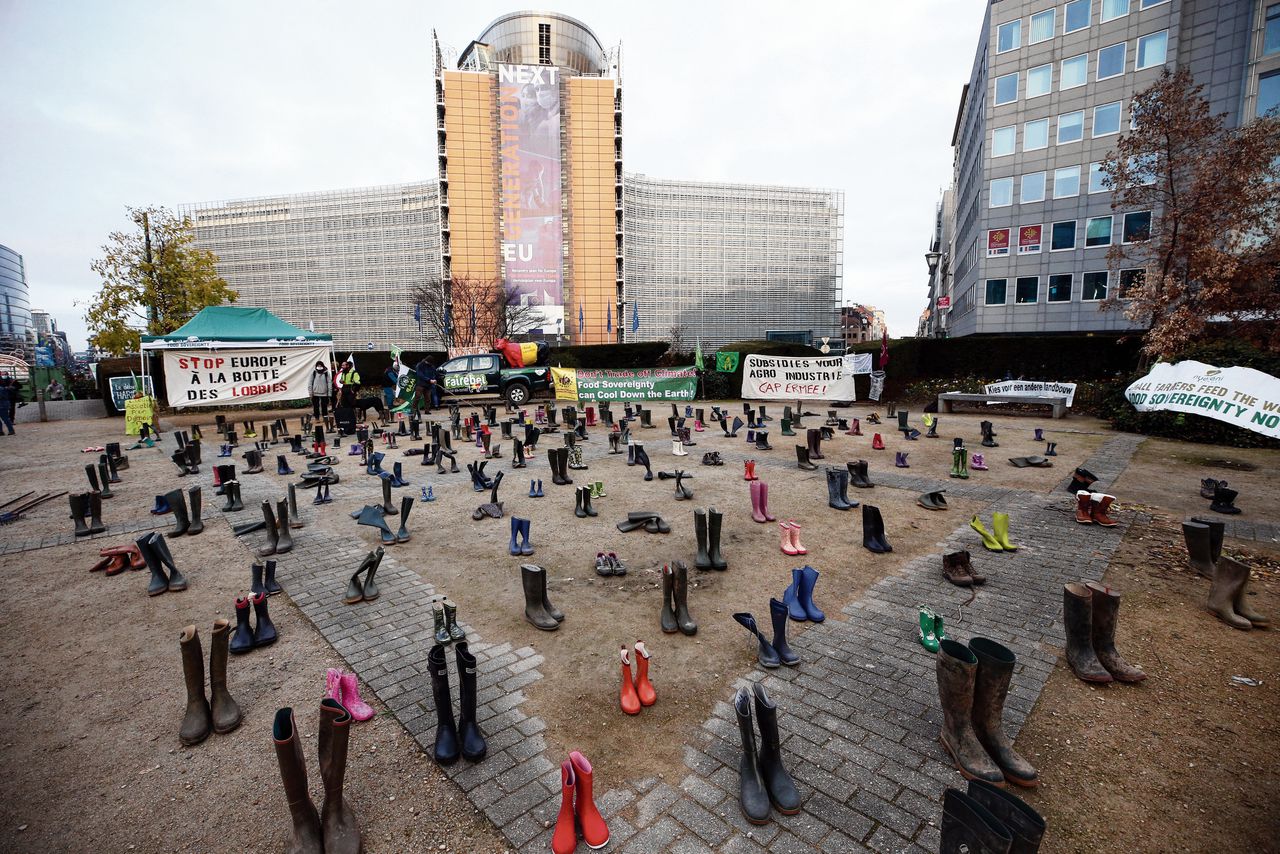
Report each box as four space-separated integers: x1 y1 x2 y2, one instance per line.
130 427 1149 852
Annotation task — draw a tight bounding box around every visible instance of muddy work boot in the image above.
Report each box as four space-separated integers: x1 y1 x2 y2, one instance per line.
968 638 1038 787
935 640 1005 785
1062 583 1114 682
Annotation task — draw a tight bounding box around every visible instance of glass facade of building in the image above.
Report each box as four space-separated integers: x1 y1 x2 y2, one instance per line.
0 244 33 361
623 176 844 349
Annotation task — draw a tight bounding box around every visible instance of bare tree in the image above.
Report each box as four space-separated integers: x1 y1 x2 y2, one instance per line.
411 276 544 350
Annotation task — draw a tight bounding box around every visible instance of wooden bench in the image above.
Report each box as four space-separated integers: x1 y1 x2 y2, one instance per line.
937 392 1070 419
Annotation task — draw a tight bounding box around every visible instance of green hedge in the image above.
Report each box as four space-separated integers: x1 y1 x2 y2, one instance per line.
712 339 825 399
547 341 669 369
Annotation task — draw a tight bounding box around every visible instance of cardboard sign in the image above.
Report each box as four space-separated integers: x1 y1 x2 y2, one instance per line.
162 346 329 409
124 397 155 436
742 355 857 401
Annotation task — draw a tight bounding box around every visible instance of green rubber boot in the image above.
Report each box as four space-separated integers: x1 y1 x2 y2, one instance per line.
949 448 963 478
992 512 1018 551
918 607 940 653
780 418 796 437
970 516 1003 552
957 448 969 480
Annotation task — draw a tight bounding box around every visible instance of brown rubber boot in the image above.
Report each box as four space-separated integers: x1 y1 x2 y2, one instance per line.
272 708 323 854
178 626 211 746
1063 583 1113 682
969 638 1039 788
208 619 243 733
1074 491 1093 524
1089 493 1118 527
1207 557 1255 630
1084 583 1147 682
1182 521 1216 578
319 699 362 854
936 640 1005 785
942 552 974 587
1223 556 1269 627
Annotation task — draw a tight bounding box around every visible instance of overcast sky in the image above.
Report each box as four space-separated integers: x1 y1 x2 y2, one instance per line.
0 0 982 349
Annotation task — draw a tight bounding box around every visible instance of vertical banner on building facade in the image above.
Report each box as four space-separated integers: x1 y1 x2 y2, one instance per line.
498 64 564 333
987 228 1010 258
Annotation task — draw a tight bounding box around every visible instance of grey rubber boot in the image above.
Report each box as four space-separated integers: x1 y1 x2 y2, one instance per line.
396 495 413 542
258 501 280 557
186 486 204 535
70 493 90 536
672 560 697 635
1182 521 1215 577
968 638 1039 787
734 687 771 824
208 619 243 734
165 488 190 537
275 499 294 554
522 565 559 631
178 625 212 746
660 564 679 634
935 640 1005 785
88 491 107 533
1207 556 1254 630
1062 584 1113 681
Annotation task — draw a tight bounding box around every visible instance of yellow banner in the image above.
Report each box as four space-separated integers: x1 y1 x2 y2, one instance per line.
550 367 579 401
124 397 156 436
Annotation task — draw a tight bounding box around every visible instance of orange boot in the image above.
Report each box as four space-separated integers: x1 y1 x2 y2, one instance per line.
551 760 578 854
1074 491 1094 524
634 641 656 706
619 646 641 715
1090 493 1118 527
571 751 610 849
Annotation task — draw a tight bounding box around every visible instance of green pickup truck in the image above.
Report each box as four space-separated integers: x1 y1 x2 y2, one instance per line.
437 352 552 406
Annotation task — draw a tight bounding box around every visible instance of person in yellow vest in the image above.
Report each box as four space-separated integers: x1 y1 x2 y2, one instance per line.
337 361 361 409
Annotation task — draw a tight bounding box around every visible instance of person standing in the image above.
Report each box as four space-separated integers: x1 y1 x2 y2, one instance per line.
45 378 66 400
414 356 440 413
309 361 331 418
382 362 399 411
337 360 360 410
0 378 15 435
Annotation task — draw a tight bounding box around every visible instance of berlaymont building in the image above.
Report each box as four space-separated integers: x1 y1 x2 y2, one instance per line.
183 11 845 352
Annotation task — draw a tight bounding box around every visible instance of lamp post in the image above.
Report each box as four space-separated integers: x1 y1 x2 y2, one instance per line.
925 250 942 338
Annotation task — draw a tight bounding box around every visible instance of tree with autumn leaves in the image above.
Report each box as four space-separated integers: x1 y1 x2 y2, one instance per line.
1102 68 1280 361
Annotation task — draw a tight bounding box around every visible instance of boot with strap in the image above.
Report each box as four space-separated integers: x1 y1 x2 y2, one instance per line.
271 708 323 853
935 640 1006 785
178 625 212 746
1085 582 1148 681
1063 583 1115 681
734 687 772 825
427 643 460 764
969 638 1039 788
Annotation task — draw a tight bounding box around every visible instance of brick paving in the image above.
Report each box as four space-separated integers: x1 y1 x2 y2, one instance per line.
189 421 1149 852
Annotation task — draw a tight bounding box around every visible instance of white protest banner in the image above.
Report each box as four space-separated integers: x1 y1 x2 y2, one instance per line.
982 379 1077 407
842 352 874 375
742 354 857 401
162 346 330 409
1125 361 1280 439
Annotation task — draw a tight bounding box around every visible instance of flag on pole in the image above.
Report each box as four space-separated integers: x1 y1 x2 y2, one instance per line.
879 329 890 369
578 304 584 335
631 302 640 333
695 338 704 371
606 303 612 334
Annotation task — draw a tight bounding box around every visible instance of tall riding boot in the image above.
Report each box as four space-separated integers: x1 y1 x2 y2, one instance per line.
272 708 323 854
522 564 560 630
275 499 294 554
753 684 802 813
1207 556 1255 630
455 643 487 760
734 687 772 824
427 644 460 764
1084 583 1147 681
209 618 243 732
258 501 280 557
693 509 711 569
768 597 800 665
935 640 1005 784
1063 583 1114 681
969 638 1039 787
186 486 204 535
318 698 361 854
707 508 727 569
940 788 1013 854
178 625 212 745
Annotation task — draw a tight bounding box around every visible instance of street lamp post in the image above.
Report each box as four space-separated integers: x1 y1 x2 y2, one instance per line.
925 250 943 338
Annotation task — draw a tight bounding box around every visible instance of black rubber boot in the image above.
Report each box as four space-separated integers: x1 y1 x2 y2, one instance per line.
251 562 267 597
940 788 1013 854
166 489 190 537
252 592 277 646
827 469 852 510
258 501 279 557
88 491 107 533
170 451 190 477
138 533 169 596
522 564 560 630
635 446 653 481
707 508 727 570
178 626 211 746
101 453 122 484
381 477 398 515
396 495 413 542
796 445 817 470
427 643 460 765
186 486 204 535
754 684 801 813
85 463 102 493
966 779 1046 854
673 560 697 635
581 484 597 517
660 564 679 633
769 597 800 665
862 504 892 553
275 499 294 554
732 612 780 668
455 642 487 761
734 687 772 824
286 484 303 529
70 493 90 536
693 509 711 569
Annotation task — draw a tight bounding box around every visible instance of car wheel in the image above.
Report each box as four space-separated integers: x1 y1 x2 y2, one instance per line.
505 383 529 406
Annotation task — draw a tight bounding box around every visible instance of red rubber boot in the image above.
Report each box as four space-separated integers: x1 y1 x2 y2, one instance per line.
634 642 656 706
619 646 641 715
551 760 578 854
571 751 610 849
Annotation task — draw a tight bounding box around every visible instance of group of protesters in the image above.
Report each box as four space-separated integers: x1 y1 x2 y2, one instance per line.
307 355 442 420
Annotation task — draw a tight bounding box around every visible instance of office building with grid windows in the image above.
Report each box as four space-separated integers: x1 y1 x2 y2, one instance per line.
934 0 1279 338
184 11 843 351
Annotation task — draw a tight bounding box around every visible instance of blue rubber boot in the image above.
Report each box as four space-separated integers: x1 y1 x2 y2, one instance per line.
783 568 808 622
508 517 521 556
798 566 825 622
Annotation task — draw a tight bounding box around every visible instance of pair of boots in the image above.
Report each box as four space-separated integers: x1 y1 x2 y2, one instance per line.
936 637 1039 788
258 499 295 557
179 621 242 745
894 451 909 468
357 498 412 545
749 480 775 523
250 560 284 597
138 532 188 596
343 548 384 604
427 641 487 764
90 542 145 574
733 601 800 668
742 459 759 480
231 592 278 652
980 420 999 447
272 701 362 854
871 432 885 450
508 517 535 553
735 684 802 823
1209 483 1242 514
918 489 949 511
783 566 823 622
218 478 246 511
164 487 205 537
660 562 697 634
693 508 728 569
431 599 467 644
551 752 610 854
1185 518 1269 630
68 492 106 536
827 467 857 510
971 514 1017 551
242 448 264 474
795 445 818 470
848 459 874 488
521 564 564 631
942 780 1045 853
943 550 986 587
1073 491 1118 527
573 486 597 518
548 447 574 485
1063 582 1146 682
779 521 807 556
619 641 656 715
862 505 892 553
567 446 587 470
971 452 988 471
86 460 112 496
617 511 671 534
950 446 970 478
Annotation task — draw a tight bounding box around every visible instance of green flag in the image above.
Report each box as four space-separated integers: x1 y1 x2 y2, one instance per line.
695 338 704 371
714 351 740 373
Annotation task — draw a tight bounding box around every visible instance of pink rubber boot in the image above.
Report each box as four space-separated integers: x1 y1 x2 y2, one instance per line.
325 668 342 701
759 482 777 522
339 672 376 721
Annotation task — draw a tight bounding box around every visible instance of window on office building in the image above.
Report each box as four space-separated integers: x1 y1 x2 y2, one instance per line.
1094 101 1123 136
1048 274 1073 302
1118 268 1146 297
1083 271 1109 300
1136 30 1168 69
1089 162 1110 193
1140 0 1169 7
1021 171 1047 203
1098 43 1126 79
1024 118 1049 150
1086 215 1113 247
1260 70 1280 118
1028 64 1052 97
1065 0 1091 33
1122 211 1152 242
990 177 1014 207
1061 54 1088 88
1266 4 1280 56
1015 277 1040 304
995 72 1019 105
985 279 1008 305
998 19 1022 52
1030 9 1055 43
1102 0 1130 23
1051 220 1077 250
1058 110 1084 143
992 126 1016 156
1054 165 1081 197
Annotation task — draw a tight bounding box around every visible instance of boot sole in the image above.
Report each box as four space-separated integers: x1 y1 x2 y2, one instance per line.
939 735 1006 787
739 806 772 825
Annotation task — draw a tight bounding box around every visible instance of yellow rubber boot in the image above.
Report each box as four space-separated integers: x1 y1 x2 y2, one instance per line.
970 516 1003 551
992 512 1018 551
